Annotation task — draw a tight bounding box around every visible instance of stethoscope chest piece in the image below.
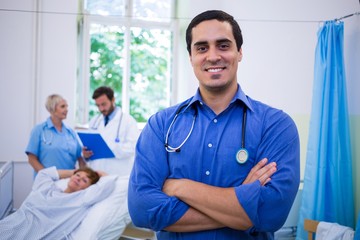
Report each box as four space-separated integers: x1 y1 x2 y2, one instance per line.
236 148 248 164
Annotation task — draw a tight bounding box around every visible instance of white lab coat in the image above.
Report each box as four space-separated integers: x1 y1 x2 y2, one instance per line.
87 107 140 177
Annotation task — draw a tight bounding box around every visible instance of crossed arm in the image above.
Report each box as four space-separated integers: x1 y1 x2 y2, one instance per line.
162 158 277 232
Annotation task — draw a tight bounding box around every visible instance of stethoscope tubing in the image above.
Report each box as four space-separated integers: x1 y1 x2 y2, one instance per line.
241 107 247 148
165 103 247 155
165 112 196 152
91 111 122 143
42 127 53 145
42 125 74 146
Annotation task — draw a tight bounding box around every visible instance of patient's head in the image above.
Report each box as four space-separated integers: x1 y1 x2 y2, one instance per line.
65 167 100 193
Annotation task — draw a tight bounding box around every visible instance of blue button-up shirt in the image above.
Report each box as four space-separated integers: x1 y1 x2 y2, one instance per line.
26 118 82 176
128 85 300 239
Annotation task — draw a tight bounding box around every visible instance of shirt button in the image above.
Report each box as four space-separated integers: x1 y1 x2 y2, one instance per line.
208 143 213 148
213 119 218 123
205 171 210 175
200 102 204 105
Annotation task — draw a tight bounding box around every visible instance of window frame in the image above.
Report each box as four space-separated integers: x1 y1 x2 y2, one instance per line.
76 0 178 125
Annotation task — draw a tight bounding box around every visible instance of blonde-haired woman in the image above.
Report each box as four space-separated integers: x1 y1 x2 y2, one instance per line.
26 94 86 176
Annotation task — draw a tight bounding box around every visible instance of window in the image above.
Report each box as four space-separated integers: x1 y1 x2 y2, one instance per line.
77 0 175 125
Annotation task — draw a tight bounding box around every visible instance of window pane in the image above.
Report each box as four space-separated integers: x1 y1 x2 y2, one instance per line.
129 27 172 122
85 0 125 16
133 0 172 22
89 23 125 119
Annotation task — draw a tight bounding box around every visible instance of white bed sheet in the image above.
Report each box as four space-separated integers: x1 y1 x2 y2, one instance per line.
57 159 132 240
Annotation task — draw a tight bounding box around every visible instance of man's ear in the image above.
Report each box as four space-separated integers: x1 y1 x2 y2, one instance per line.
189 53 194 67
238 48 243 62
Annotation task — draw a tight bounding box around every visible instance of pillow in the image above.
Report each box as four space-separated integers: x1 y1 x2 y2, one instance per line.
56 159 132 240
69 175 131 240
86 158 133 177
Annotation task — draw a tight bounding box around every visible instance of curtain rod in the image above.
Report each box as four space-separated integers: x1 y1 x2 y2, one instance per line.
1 8 359 23
336 11 360 21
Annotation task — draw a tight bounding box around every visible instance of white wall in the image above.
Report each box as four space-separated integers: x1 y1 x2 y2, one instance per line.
0 0 78 162
0 0 78 208
1 0 359 218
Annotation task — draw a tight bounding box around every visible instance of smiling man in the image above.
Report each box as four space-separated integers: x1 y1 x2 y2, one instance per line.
128 10 300 240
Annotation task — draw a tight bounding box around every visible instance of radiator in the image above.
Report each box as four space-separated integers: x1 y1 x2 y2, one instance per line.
0 161 13 220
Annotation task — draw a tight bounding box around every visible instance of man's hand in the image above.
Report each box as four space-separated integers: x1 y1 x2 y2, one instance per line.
164 158 276 196
82 146 93 159
163 178 182 197
242 158 277 186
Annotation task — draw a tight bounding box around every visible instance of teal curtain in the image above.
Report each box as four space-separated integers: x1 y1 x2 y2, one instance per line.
296 20 354 240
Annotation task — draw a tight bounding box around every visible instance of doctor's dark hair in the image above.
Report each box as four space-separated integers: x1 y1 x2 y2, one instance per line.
92 86 114 101
45 94 65 113
185 10 243 55
74 167 100 185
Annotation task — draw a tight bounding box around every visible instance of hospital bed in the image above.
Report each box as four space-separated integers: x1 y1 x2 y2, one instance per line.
55 173 130 239
82 158 156 240
67 158 155 240
52 158 140 240
304 219 356 240
1 158 155 239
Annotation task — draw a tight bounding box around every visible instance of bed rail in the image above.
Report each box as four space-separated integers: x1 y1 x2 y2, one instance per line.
0 161 14 220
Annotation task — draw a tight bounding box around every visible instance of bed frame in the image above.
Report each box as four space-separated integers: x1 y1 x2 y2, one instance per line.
120 223 156 240
304 219 319 240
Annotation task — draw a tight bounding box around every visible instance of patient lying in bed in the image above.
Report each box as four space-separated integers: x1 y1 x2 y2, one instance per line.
0 166 117 240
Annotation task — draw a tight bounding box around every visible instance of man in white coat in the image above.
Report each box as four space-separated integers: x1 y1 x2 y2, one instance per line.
83 86 140 177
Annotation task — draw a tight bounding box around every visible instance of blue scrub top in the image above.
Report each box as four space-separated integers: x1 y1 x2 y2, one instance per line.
128 85 300 240
25 118 82 174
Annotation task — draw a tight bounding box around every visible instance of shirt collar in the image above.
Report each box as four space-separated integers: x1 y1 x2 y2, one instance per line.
233 84 254 112
188 84 254 112
106 106 119 121
46 117 55 128
45 117 69 131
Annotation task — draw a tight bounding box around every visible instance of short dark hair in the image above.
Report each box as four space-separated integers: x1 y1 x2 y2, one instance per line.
74 167 100 185
92 86 114 101
185 10 243 55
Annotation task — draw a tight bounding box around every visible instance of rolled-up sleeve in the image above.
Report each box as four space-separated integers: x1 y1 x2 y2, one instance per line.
235 109 300 232
128 111 189 231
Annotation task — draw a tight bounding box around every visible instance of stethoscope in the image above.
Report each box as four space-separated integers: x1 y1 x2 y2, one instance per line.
91 111 123 143
164 103 249 164
165 103 197 153
42 127 54 145
42 126 73 148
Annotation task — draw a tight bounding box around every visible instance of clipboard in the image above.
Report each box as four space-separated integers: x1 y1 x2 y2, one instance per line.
77 132 115 160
